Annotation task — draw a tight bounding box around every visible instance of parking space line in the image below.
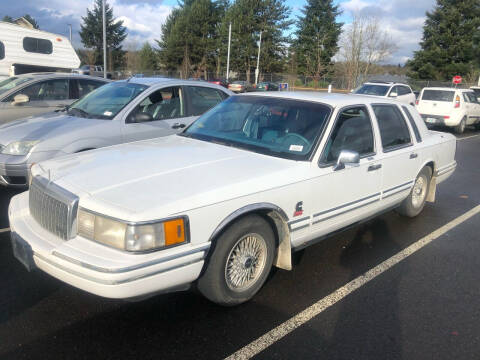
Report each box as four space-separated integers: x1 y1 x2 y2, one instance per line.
458 134 480 141
225 204 480 360
0 227 10 233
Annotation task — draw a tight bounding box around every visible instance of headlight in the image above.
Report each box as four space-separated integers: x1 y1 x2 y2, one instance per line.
1 140 39 155
77 209 188 252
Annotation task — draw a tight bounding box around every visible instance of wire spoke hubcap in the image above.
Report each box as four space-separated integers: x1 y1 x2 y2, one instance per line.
412 175 427 208
225 233 267 292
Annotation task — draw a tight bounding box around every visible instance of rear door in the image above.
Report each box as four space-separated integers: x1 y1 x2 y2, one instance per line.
397 85 415 105
372 104 420 207
465 92 480 124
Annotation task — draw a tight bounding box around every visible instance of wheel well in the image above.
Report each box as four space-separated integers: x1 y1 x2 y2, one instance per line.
425 161 435 174
207 207 292 271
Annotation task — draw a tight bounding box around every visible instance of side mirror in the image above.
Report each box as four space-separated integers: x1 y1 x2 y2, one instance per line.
334 150 360 171
12 94 30 105
389 91 398 98
134 112 153 123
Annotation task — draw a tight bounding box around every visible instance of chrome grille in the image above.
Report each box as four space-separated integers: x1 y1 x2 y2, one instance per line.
29 176 79 240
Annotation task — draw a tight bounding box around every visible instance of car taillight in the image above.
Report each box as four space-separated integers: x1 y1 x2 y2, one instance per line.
265 85 268 90
454 95 460 108
415 99 419 105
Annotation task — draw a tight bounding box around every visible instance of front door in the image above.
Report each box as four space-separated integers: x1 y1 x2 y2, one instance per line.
309 105 383 240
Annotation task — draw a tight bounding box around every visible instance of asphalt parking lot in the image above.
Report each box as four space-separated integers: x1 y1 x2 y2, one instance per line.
0 130 479 360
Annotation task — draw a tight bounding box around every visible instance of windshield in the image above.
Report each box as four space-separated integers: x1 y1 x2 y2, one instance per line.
354 84 389 96
182 96 331 160
68 82 148 119
421 90 455 102
0 77 33 96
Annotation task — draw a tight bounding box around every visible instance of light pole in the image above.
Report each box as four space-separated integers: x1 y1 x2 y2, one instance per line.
255 31 262 85
226 22 231 81
67 24 72 43
102 0 107 78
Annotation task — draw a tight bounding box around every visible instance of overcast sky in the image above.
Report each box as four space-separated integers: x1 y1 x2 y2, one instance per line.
0 0 435 64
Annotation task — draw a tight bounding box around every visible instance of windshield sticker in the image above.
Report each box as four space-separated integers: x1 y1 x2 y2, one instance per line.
103 111 113 116
289 145 303 152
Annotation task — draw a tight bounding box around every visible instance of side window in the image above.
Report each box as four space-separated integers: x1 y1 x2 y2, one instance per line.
321 106 374 163
389 86 399 97
373 105 411 151
398 86 411 96
23 37 53 54
467 92 478 104
401 106 422 143
7 79 69 101
187 86 225 116
0 41 4 60
128 86 183 123
462 93 470 102
77 79 106 98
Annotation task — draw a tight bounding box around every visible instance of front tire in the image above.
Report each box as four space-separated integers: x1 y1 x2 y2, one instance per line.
197 215 275 306
454 117 466 134
397 166 432 218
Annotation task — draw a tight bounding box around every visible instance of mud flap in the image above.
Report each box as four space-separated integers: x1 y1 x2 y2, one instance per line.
426 176 436 202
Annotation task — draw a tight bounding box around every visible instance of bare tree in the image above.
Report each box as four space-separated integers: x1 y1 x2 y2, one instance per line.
338 14 398 89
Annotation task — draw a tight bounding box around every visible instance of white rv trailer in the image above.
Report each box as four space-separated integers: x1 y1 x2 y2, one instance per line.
0 21 80 79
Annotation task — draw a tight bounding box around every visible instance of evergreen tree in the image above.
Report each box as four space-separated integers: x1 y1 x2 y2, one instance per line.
293 0 342 78
1 16 14 23
407 0 480 80
79 0 127 70
139 42 157 71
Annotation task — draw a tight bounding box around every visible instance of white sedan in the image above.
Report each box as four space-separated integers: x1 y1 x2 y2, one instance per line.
9 92 457 306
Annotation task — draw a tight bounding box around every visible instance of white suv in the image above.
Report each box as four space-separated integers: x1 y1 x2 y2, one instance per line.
353 82 416 105
416 87 480 134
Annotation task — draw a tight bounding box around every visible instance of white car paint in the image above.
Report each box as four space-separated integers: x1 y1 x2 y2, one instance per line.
9 92 457 300
416 87 480 131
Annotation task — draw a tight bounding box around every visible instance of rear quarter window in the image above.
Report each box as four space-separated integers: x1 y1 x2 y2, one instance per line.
421 90 455 102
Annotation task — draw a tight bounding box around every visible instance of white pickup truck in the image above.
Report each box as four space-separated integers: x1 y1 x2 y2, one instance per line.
9 92 457 306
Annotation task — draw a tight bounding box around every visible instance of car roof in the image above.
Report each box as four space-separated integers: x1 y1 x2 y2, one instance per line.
239 91 404 107
14 72 110 81
422 87 472 92
121 77 226 88
363 82 409 87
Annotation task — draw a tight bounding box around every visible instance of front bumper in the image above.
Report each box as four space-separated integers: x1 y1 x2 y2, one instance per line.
9 192 209 299
0 154 30 187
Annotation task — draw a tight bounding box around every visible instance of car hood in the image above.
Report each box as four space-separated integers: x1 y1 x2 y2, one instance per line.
0 112 101 144
37 136 310 220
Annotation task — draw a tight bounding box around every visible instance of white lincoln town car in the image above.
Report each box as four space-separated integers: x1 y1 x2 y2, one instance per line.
9 92 457 306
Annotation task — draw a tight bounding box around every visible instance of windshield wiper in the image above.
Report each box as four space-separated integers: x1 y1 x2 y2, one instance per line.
67 107 91 118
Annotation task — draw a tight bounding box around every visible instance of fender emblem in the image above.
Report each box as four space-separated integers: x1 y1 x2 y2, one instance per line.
293 201 304 217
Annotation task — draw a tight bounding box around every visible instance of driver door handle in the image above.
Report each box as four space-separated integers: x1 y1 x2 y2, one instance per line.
410 153 418 159
368 164 382 171
172 123 186 129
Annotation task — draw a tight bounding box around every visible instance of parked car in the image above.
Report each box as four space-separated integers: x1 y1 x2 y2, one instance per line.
208 78 229 88
0 78 231 187
72 65 112 79
416 87 480 133
353 81 416 105
228 80 253 93
10 92 456 305
0 73 109 123
253 81 279 91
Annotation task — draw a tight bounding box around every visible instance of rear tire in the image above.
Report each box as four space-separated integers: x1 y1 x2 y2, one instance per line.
197 215 275 306
397 166 432 218
454 117 466 134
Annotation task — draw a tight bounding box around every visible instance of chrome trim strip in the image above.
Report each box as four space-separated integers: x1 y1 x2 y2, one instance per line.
52 243 210 273
290 223 310 232
209 203 289 242
313 193 381 218
436 162 457 176
312 199 380 225
382 180 413 194
36 251 203 285
288 216 310 225
382 187 410 199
